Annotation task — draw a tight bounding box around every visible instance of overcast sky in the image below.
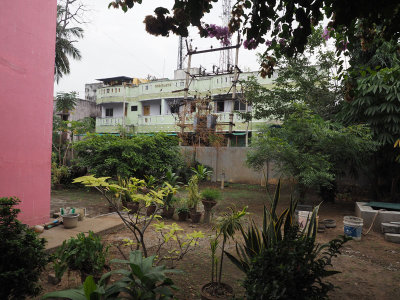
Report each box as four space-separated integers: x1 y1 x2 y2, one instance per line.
54 0 267 97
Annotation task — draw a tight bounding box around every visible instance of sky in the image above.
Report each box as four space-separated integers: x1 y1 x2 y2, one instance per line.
54 0 267 97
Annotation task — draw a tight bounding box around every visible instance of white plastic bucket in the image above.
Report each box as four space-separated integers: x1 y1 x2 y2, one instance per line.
343 216 363 241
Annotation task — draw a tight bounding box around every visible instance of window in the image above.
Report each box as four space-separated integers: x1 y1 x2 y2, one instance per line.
217 79 219 83
225 77 228 82
119 88 120 92
234 100 246 111
107 89 110 93
145 85 148 90
131 105 138 111
180 81 184 87
105 108 113 117
216 101 225 112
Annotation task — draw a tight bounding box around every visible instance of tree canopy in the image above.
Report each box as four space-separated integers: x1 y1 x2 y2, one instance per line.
109 0 400 76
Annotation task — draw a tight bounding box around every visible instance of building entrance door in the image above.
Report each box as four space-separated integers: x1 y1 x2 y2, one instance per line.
143 105 150 116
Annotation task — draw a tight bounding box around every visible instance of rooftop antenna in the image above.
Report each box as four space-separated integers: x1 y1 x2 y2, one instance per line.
177 36 187 70
220 0 232 71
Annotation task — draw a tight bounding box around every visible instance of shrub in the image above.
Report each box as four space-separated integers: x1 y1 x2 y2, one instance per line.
244 229 348 299
0 197 48 299
54 230 109 282
44 250 180 300
73 133 183 179
225 181 349 299
201 188 221 201
187 175 201 211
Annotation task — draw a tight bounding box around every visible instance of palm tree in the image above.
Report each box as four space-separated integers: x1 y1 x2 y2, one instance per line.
54 4 84 83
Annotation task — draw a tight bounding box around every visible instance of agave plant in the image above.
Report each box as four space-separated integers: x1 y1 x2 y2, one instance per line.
225 180 319 273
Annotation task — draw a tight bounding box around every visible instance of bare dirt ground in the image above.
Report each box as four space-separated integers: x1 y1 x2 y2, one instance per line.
38 184 400 299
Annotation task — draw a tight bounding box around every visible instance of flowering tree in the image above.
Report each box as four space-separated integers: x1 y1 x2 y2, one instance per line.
108 0 400 77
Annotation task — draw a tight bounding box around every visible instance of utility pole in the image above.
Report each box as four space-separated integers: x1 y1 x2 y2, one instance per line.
179 42 192 145
122 82 126 136
228 34 240 147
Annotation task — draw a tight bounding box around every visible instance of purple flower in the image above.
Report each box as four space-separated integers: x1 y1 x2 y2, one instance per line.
265 40 272 47
244 38 258 50
206 24 232 46
279 38 286 46
341 40 349 51
322 27 331 41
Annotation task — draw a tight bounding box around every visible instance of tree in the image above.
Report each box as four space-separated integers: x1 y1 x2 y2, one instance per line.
238 28 341 122
108 0 400 76
55 1 85 82
247 105 377 201
337 33 400 199
55 91 78 113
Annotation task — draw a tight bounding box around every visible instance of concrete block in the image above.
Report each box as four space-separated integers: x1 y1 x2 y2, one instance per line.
381 222 400 234
384 233 400 244
355 202 400 232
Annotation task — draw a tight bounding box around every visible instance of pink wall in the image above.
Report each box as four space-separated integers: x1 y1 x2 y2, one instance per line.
0 1 57 225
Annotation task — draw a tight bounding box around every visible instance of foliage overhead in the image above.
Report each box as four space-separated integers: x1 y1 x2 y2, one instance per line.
339 38 400 147
0 197 48 299
73 133 183 179
109 0 400 76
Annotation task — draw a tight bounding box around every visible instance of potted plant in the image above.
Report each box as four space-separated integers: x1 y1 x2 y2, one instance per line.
146 202 157 216
177 206 190 221
201 188 221 224
53 231 110 283
162 196 177 219
188 175 202 223
161 170 182 219
201 207 248 300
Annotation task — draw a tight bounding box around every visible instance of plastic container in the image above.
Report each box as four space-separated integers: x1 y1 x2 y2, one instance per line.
63 213 80 229
343 216 363 241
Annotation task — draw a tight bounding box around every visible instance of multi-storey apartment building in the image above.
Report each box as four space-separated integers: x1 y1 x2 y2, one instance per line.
95 70 275 145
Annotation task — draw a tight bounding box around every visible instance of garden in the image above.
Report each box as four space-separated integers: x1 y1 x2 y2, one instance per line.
2 2 400 298
2 152 400 299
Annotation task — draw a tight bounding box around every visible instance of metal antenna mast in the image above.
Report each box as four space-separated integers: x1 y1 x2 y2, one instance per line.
177 36 187 70
220 0 232 71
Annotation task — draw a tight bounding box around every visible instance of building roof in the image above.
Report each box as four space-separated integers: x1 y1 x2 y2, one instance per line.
96 76 133 84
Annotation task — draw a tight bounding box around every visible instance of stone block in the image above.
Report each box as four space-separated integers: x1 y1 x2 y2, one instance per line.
381 222 400 234
384 233 400 244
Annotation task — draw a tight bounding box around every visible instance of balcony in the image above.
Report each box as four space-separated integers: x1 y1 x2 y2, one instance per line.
96 117 123 127
138 114 177 126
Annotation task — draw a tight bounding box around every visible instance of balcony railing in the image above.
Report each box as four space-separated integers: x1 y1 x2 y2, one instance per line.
96 117 123 126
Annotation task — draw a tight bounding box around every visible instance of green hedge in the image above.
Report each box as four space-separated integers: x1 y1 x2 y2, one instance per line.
74 133 183 179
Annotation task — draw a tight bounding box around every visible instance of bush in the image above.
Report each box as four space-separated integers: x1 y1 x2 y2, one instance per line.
0 197 48 299
201 188 221 201
54 231 109 282
244 229 347 299
225 182 349 299
44 250 180 300
73 133 183 179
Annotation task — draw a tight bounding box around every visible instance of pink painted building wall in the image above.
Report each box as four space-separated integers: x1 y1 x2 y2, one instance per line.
0 1 57 225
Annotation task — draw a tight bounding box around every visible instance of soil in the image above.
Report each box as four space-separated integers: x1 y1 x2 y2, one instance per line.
36 184 400 299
